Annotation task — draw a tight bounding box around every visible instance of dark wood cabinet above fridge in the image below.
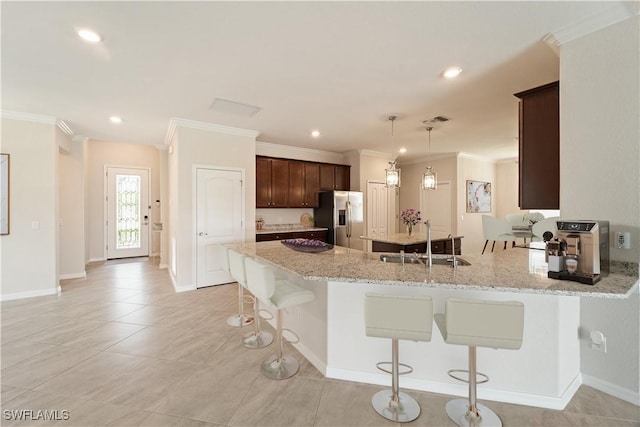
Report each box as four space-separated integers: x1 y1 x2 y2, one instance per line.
514 81 559 210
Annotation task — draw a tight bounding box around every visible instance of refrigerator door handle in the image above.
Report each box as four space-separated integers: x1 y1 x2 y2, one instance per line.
346 200 352 238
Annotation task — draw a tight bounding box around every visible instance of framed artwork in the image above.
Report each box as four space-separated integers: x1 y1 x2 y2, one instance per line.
1 153 9 235
466 180 491 213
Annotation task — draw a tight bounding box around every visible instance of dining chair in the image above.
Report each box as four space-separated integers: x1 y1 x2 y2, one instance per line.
531 217 560 242
481 215 516 254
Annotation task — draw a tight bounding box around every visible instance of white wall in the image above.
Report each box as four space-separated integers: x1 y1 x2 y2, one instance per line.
170 124 257 290
495 158 527 218
256 141 345 164
560 16 640 403
457 155 496 254
399 155 458 236
85 140 161 261
0 116 58 300
58 139 85 279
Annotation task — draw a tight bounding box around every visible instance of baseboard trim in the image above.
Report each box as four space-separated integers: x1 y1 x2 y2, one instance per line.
582 374 640 406
59 271 86 280
325 367 581 410
170 273 194 293
1 287 60 302
88 257 106 263
292 341 327 376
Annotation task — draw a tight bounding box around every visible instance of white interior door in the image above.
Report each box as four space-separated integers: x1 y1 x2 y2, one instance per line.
366 182 388 252
421 181 452 233
106 167 150 259
196 167 243 288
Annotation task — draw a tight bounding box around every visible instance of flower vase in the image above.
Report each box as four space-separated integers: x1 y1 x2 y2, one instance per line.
407 224 413 236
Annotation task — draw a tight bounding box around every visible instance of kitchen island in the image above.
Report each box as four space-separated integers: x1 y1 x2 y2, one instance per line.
227 241 638 409
361 231 463 254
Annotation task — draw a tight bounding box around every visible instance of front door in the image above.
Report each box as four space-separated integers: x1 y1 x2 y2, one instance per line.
196 167 244 288
106 167 150 259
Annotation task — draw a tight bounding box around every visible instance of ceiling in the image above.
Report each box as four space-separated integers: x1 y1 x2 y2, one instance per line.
1 1 631 161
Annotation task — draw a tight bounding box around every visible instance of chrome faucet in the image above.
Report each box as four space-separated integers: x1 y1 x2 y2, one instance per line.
425 220 432 268
448 234 457 268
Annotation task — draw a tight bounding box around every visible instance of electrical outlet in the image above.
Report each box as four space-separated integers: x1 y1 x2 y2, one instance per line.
590 330 607 353
616 232 631 249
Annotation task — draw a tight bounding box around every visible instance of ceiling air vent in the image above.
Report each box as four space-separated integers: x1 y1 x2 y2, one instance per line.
210 98 262 118
423 115 451 124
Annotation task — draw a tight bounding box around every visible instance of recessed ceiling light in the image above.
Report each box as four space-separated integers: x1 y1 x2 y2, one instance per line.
399 148 407 154
311 130 320 138
443 67 462 79
110 116 122 124
77 29 102 43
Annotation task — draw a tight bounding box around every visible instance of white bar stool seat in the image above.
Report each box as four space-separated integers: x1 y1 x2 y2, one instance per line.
244 257 315 380
435 298 524 427
220 246 254 328
228 250 272 348
365 293 433 423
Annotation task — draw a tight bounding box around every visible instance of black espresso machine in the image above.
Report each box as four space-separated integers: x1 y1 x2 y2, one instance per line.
546 220 609 285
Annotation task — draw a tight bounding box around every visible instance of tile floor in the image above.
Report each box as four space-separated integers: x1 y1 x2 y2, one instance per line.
1 258 638 426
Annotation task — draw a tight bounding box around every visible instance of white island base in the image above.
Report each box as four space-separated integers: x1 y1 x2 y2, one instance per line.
260 276 581 411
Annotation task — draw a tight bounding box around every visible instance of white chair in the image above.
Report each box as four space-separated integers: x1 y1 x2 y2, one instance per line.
481 215 516 254
244 257 315 380
531 217 560 242
228 250 273 349
220 246 254 327
365 293 433 423
506 213 529 245
435 298 524 427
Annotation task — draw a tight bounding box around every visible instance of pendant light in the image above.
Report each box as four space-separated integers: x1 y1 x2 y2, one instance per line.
422 126 437 190
385 115 401 188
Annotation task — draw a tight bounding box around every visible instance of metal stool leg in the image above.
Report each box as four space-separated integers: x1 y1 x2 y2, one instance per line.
371 339 421 423
242 297 272 349
227 283 254 327
261 308 299 380
445 346 502 427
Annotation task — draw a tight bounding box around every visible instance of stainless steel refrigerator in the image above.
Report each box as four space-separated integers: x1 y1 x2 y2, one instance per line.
314 191 364 250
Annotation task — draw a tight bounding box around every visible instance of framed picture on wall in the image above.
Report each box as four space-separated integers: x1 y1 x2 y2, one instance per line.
1 153 9 235
466 180 491 213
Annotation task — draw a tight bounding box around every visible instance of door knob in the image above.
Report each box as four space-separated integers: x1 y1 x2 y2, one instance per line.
199 232 208 236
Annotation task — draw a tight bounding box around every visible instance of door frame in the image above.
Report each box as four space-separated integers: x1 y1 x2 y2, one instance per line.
191 164 246 287
103 165 152 260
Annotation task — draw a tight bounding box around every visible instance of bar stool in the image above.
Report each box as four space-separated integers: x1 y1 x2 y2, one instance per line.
434 298 524 427
228 250 273 348
365 293 433 423
220 246 254 327
244 257 315 380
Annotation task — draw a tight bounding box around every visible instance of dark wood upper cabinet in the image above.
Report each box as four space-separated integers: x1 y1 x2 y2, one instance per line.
288 161 319 207
256 157 289 208
319 164 351 191
514 81 559 210
258 156 349 207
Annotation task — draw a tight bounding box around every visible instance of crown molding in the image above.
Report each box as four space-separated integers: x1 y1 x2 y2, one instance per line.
357 149 394 159
457 152 497 163
165 118 261 146
257 141 342 158
544 2 635 47
72 135 88 143
1 110 56 125
496 157 518 165
56 120 73 136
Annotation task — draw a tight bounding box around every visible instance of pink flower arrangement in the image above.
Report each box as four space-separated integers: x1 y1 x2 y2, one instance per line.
400 208 422 226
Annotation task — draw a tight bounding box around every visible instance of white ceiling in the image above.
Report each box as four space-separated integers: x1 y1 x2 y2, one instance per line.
1 1 632 161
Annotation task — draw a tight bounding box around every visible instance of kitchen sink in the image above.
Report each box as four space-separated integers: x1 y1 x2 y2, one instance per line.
379 253 471 266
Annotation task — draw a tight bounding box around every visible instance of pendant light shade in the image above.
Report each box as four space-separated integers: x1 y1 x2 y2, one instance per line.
422 127 437 190
385 115 401 188
385 161 401 188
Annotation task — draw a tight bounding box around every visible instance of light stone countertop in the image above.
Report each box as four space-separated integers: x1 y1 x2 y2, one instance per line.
360 231 463 245
228 240 639 299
